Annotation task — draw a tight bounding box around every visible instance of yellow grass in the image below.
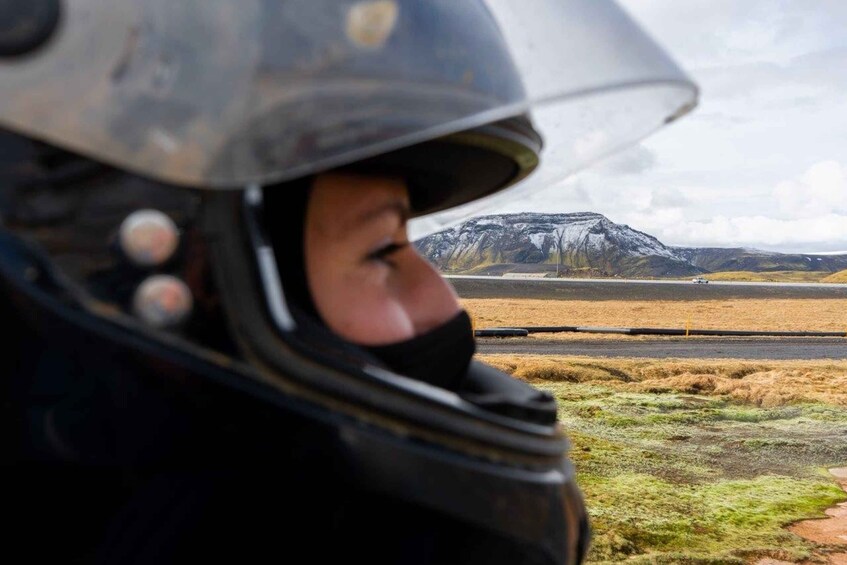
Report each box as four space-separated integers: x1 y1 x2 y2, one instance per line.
479 354 847 407
700 270 829 282
463 298 847 333
823 269 847 283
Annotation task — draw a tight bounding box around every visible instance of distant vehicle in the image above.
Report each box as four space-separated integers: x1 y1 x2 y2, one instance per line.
691 276 709 284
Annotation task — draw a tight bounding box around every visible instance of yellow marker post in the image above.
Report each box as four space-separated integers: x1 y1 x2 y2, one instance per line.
685 317 691 338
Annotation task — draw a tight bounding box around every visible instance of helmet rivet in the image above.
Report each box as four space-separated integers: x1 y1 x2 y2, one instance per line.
346 0 399 49
133 275 193 328
119 210 179 267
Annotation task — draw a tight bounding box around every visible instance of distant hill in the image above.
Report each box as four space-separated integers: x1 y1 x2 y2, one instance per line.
415 213 847 278
671 247 847 273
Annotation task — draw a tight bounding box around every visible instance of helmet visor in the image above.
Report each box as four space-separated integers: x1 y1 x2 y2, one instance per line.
0 0 696 196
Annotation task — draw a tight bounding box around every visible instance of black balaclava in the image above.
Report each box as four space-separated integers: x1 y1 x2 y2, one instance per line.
263 178 475 392
363 310 475 390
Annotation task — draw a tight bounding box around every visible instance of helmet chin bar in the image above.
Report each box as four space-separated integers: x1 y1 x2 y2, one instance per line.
243 183 296 332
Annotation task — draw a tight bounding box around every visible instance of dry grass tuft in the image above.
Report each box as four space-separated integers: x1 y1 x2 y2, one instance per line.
629 370 847 407
480 355 847 407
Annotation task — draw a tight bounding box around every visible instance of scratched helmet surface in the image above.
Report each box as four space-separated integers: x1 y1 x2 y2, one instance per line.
0 0 695 211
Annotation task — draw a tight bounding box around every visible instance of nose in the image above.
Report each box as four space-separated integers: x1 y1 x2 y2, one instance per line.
396 250 462 336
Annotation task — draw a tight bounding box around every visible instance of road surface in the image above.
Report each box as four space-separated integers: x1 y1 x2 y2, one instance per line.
477 337 847 360
448 274 847 288
449 275 847 301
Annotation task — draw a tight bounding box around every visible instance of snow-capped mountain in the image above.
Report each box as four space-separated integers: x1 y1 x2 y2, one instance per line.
415 213 847 277
415 212 699 277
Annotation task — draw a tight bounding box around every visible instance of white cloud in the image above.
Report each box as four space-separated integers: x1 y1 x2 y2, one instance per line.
618 0 847 68
692 47 847 103
615 164 847 250
658 214 847 251
479 1 847 253
773 161 847 218
616 208 686 233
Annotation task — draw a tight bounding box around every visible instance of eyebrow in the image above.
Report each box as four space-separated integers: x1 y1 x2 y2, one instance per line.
350 198 411 230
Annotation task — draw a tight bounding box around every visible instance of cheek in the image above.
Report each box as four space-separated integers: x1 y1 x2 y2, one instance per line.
311 265 416 346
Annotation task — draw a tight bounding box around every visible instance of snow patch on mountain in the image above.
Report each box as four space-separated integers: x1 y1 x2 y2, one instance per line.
415 212 699 277
416 213 847 277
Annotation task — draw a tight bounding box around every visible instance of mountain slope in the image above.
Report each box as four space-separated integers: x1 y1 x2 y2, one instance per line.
415 213 701 277
673 247 847 273
416 213 847 278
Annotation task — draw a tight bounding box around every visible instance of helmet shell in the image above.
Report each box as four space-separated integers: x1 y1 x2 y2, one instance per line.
0 0 696 200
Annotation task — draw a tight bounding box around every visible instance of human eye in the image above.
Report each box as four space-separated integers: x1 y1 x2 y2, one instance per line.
366 240 409 265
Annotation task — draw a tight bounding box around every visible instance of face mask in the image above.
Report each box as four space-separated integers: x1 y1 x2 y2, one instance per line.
364 310 475 391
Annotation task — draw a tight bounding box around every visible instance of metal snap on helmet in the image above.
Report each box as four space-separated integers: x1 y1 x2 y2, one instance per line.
0 1 697 564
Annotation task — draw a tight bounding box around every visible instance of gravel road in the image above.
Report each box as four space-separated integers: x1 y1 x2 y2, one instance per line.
477 337 847 359
451 277 847 301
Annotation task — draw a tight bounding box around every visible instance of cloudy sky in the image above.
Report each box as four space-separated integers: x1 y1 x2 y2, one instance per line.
497 0 847 253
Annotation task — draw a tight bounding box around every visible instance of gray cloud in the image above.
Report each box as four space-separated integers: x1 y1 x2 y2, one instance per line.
651 187 690 209
595 144 658 176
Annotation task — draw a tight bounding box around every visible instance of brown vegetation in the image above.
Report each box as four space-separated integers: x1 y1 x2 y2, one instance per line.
824 269 847 283
702 271 830 283
464 297 847 333
479 355 847 407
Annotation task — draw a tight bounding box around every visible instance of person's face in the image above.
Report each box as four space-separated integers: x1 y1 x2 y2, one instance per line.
305 172 461 346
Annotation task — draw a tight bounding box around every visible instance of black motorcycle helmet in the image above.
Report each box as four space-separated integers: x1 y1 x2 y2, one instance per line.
0 1 697 563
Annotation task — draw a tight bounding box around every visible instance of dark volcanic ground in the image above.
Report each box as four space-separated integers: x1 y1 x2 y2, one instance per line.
450 277 847 301
477 337 847 359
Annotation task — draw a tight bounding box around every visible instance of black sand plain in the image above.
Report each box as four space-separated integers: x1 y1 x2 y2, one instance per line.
451 277 847 301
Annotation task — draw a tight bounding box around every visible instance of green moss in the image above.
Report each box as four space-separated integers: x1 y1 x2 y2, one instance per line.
742 438 805 449
714 406 803 423
580 471 844 563
535 382 847 562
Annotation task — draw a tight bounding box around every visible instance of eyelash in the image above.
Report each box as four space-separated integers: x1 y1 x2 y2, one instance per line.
368 242 408 264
